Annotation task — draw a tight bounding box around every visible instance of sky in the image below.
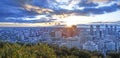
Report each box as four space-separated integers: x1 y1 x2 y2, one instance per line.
0 0 120 26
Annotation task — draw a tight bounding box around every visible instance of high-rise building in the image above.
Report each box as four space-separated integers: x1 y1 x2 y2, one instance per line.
90 25 94 35
105 25 109 35
96 25 100 38
110 25 113 35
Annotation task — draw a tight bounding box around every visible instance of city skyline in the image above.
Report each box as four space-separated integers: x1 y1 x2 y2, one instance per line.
0 1 120 57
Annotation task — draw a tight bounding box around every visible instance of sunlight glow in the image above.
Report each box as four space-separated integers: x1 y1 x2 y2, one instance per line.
54 10 120 26
58 16 93 26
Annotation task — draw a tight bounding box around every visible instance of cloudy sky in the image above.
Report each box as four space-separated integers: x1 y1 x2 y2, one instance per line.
0 0 120 26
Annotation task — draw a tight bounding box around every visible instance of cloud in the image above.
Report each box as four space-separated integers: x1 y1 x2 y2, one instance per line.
0 0 120 23
47 0 81 10
23 4 54 14
89 0 110 3
5 15 52 22
59 10 120 24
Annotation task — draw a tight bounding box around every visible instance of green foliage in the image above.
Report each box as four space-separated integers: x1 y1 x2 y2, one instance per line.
0 42 118 58
51 45 92 58
0 43 56 58
107 52 120 58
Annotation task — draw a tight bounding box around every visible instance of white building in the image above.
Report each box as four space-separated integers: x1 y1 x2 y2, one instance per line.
83 41 98 51
55 31 62 38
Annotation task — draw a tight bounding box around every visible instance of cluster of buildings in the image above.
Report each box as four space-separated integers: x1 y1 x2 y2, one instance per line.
0 24 120 53
82 24 120 54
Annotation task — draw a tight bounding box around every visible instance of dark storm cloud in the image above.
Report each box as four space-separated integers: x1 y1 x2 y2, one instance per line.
83 3 119 14
0 0 37 17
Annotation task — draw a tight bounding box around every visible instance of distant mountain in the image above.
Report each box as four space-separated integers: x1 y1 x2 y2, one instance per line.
91 21 120 25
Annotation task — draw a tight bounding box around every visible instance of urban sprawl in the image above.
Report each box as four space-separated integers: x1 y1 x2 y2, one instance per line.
0 24 120 54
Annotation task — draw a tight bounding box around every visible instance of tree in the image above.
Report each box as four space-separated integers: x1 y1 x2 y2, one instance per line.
0 43 56 58
107 52 120 58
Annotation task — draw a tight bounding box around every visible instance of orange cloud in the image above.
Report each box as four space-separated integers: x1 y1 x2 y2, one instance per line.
23 4 54 14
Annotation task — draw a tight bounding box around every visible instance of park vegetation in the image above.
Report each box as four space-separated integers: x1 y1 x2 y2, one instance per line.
0 41 119 58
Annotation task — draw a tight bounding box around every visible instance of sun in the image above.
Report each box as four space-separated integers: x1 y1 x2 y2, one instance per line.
62 16 81 27
65 21 77 27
